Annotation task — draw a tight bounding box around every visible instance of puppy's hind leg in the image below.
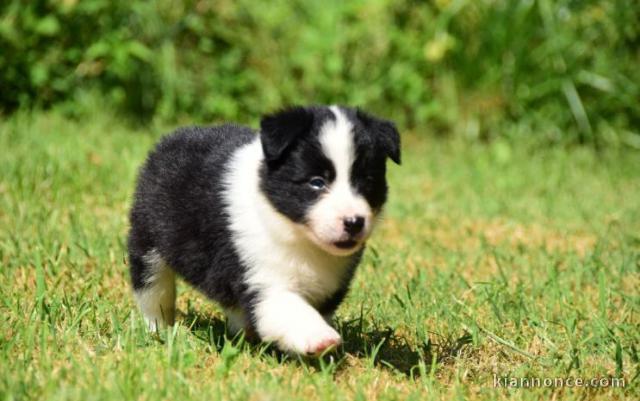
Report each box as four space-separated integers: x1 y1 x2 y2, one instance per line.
130 248 176 331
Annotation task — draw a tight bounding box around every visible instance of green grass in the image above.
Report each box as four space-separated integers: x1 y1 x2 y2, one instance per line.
1 111 639 401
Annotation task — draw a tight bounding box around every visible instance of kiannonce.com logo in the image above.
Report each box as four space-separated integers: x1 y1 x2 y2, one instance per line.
493 374 626 388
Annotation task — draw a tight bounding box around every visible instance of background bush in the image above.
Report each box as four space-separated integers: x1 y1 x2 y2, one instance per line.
1 0 639 146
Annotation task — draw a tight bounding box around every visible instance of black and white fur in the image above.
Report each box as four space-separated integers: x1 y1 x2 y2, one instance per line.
128 105 400 355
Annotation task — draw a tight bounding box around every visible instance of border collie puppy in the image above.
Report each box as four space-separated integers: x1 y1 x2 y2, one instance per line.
128 105 400 355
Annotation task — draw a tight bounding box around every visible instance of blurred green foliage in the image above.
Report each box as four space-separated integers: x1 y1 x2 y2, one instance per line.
1 0 639 146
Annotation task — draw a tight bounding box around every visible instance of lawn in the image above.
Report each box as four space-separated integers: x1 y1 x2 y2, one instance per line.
1 111 638 401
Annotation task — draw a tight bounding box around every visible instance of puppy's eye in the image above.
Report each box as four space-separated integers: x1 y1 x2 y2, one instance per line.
308 177 326 190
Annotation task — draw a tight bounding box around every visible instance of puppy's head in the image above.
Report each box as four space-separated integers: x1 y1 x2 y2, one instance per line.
259 105 400 256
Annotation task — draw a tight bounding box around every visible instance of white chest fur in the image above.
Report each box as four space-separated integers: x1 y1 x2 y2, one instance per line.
222 139 351 306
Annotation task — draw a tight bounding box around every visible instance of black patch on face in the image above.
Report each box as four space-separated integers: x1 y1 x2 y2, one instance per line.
259 107 336 223
344 107 400 211
355 109 401 165
351 146 388 211
260 107 314 163
259 105 400 222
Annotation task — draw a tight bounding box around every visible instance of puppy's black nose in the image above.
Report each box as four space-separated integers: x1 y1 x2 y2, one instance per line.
343 216 365 236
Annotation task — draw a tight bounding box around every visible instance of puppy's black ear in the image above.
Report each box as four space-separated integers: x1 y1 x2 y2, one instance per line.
357 110 401 164
260 107 314 162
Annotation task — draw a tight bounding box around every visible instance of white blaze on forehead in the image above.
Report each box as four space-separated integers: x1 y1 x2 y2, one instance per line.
320 106 355 184
305 105 373 253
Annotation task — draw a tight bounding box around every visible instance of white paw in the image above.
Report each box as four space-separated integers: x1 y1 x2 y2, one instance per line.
283 324 342 356
252 292 342 355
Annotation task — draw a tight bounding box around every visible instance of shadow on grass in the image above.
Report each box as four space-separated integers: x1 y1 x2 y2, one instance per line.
180 310 234 347
335 317 474 377
180 309 473 378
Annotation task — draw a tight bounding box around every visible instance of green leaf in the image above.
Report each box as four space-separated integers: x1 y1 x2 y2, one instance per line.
127 41 152 62
86 41 111 59
35 15 60 36
30 63 49 87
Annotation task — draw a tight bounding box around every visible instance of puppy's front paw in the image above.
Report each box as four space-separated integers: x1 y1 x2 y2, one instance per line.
305 330 341 356
283 324 341 356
